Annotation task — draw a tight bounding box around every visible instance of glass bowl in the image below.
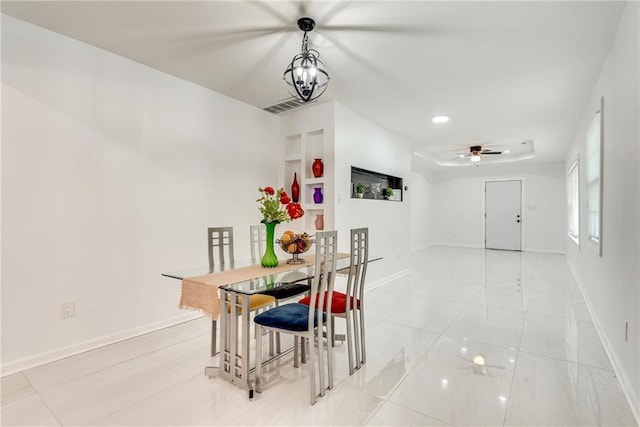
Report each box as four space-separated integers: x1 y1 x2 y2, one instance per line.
276 232 314 264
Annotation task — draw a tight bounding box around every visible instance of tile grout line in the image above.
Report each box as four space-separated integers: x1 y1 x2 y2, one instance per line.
500 252 538 427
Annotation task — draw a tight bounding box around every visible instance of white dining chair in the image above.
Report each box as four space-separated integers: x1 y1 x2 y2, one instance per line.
254 230 338 405
299 227 369 374
207 227 274 357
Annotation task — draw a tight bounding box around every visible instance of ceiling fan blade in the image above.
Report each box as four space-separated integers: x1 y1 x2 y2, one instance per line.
317 1 353 24
482 151 502 155
248 1 291 26
319 23 438 35
167 26 291 43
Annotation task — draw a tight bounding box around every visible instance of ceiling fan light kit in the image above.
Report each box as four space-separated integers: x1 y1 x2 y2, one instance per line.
283 17 330 103
454 145 504 163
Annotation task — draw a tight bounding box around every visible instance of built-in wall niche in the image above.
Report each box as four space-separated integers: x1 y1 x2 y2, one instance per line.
282 128 329 232
351 166 403 201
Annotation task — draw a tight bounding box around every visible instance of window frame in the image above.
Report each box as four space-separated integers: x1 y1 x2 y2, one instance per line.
586 97 604 255
567 159 580 246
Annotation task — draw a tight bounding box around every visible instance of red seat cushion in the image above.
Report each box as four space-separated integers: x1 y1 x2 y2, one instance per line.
299 291 361 314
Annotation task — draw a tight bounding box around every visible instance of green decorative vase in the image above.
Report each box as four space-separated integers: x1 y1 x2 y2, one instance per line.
261 221 279 268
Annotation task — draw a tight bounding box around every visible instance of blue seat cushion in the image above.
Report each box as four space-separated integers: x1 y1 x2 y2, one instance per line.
254 303 326 332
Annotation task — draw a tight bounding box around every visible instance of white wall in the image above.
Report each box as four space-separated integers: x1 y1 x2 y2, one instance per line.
1 16 281 374
333 103 413 285
564 1 640 418
423 162 566 253
410 165 433 252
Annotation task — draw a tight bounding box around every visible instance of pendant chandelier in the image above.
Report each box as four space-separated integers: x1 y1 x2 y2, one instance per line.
283 17 330 103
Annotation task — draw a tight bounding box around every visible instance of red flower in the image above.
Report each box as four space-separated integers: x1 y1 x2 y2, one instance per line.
258 186 304 223
286 203 304 220
280 192 291 205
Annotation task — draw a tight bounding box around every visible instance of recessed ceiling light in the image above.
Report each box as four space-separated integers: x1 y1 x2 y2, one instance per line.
432 115 449 124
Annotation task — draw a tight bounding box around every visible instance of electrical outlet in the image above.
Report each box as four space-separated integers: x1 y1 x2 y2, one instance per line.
61 301 75 319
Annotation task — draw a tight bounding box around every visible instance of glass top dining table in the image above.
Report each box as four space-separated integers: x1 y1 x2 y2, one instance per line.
162 254 380 398
162 253 378 295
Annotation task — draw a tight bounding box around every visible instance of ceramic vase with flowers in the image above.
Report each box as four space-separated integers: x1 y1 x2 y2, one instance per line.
257 186 304 268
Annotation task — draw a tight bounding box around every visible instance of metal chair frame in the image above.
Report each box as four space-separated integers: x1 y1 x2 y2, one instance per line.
332 227 368 374
255 230 338 405
207 227 274 357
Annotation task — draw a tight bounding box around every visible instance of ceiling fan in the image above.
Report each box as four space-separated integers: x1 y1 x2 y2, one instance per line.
456 145 503 162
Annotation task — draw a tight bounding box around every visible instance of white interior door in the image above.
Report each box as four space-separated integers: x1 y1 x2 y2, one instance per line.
485 180 522 251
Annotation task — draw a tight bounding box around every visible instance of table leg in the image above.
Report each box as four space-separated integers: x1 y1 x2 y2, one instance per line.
219 288 231 380
241 294 252 395
230 291 239 381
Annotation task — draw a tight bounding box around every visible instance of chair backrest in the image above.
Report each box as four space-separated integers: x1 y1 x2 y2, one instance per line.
345 228 368 309
207 227 235 268
308 231 338 330
249 224 266 263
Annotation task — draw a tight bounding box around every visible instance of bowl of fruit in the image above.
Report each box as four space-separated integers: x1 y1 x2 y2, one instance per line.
277 230 314 264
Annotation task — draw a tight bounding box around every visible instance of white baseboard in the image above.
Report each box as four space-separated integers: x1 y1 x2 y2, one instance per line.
366 268 412 292
0 311 203 377
523 247 566 254
566 261 640 424
415 243 566 254
428 242 485 249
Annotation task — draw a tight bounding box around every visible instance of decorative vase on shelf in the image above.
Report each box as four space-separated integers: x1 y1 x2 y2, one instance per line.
291 172 300 203
312 158 324 178
260 221 279 268
313 187 323 204
315 214 324 230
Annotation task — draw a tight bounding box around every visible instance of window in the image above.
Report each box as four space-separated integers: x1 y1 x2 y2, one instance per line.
586 97 604 254
567 160 580 245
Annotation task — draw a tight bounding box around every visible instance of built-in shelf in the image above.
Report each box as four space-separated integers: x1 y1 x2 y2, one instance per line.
282 128 331 232
304 177 324 185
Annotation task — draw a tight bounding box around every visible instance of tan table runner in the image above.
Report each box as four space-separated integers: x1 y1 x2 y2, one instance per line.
179 253 348 319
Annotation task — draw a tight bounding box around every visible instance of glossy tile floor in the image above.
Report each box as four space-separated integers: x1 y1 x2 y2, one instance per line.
2 247 638 426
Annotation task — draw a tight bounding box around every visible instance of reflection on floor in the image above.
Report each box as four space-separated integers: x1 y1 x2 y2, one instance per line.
2 247 638 426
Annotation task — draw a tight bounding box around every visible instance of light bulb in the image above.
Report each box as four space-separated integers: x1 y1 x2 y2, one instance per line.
470 155 481 162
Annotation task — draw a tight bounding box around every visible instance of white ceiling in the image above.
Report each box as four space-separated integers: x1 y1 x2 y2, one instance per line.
1 1 625 168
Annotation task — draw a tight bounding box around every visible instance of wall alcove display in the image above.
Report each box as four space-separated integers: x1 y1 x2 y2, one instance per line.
282 128 330 231
350 166 403 201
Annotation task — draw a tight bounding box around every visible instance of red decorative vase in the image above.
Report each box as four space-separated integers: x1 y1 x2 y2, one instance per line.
312 158 324 178
291 172 300 203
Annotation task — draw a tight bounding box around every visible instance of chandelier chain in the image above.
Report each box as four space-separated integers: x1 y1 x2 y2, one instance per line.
301 31 309 55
